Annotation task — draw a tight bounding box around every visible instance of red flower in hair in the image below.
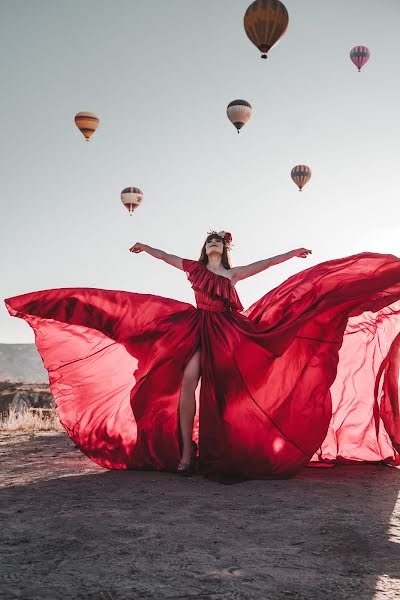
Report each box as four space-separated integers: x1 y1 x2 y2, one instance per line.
224 232 232 245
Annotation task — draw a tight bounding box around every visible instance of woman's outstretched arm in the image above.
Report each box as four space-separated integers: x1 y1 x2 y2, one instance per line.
129 242 183 270
231 248 312 283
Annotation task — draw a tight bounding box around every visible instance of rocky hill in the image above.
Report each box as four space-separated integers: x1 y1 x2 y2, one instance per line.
0 344 48 383
0 381 53 414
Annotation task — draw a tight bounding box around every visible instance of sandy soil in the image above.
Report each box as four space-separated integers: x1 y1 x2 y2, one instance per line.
0 432 399 600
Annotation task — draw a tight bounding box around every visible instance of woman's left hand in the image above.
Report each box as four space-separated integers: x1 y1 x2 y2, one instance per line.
129 242 146 253
292 248 312 258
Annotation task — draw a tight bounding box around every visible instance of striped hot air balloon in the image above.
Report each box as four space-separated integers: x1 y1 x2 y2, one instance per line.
74 112 100 141
291 165 311 192
350 46 370 72
244 0 289 59
227 100 253 133
121 187 143 215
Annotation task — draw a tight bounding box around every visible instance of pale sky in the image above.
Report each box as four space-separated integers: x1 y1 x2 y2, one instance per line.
1 0 399 343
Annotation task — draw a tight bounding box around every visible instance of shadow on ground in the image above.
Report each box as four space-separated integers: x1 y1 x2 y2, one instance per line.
0 432 399 600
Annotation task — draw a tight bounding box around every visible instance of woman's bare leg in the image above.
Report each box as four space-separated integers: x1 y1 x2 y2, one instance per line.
178 350 201 465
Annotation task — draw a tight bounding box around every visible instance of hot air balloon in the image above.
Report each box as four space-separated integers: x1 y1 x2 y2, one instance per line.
74 112 100 141
121 187 143 215
350 46 370 72
227 100 253 133
244 0 289 59
291 165 311 192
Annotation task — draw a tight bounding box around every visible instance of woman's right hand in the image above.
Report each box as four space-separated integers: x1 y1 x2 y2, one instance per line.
129 242 146 253
291 248 312 258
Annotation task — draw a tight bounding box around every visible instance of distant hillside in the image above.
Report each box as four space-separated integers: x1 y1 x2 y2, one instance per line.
0 344 48 383
0 380 53 413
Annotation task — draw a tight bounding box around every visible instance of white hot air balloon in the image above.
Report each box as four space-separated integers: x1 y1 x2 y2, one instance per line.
121 187 143 215
226 100 253 133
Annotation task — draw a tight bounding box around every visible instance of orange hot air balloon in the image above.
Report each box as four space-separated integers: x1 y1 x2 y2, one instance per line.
74 111 100 141
291 165 311 192
121 187 143 215
244 0 289 59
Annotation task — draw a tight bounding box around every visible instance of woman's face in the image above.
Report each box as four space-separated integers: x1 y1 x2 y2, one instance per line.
205 235 224 256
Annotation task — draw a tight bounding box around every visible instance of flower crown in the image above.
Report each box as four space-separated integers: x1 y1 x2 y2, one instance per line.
206 230 233 249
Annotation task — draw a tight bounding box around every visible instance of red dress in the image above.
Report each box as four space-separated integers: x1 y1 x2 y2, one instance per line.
4 252 400 481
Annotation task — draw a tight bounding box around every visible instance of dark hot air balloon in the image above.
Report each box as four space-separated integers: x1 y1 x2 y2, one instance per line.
350 46 370 72
121 187 143 215
74 112 100 141
244 0 289 59
291 165 311 192
227 100 253 133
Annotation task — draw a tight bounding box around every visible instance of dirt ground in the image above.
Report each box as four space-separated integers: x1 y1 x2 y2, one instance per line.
0 432 399 600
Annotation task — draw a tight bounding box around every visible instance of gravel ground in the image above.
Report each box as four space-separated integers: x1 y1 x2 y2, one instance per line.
1 431 399 600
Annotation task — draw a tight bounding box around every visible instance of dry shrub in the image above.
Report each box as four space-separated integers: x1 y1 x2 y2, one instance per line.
0 407 64 432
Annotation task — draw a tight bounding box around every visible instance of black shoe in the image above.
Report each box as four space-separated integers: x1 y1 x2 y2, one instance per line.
177 441 198 477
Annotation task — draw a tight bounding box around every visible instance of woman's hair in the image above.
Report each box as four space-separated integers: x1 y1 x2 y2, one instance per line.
198 234 232 269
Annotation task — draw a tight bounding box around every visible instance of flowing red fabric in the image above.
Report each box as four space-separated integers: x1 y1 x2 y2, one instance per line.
4 252 400 481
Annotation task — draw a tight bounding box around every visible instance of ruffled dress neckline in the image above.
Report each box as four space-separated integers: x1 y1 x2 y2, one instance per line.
205 266 235 285
182 259 244 311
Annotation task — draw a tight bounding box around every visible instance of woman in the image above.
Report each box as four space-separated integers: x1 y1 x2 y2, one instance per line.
5 232 400 482
130 232 312 475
